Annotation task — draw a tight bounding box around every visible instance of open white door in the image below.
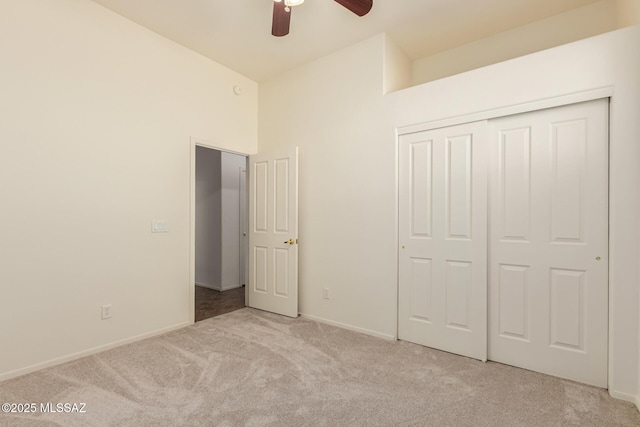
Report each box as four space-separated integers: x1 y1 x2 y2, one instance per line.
398 122 488 361
248 147 299 318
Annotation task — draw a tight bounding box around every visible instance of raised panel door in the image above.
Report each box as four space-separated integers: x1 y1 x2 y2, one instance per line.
488 99 608 387
398 122 488 361
248 148 299 318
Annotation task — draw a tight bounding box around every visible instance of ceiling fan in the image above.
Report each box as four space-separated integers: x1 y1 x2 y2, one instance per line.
272 0 373 37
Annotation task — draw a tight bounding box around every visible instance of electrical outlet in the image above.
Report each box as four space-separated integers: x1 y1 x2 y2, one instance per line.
101 304 112 320
323 288 330 299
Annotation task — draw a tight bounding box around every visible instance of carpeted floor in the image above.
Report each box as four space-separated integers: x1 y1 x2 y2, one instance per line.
1 308 639 426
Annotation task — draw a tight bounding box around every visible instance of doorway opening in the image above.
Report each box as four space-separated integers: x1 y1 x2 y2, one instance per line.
194 144 248 322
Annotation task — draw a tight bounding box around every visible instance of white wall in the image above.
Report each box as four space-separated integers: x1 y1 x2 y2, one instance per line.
260 26 640 404
259 34 400 339
411 0 621 85
383 34 411 95
195 147 222 288
220 151 247 290
0 0 257 380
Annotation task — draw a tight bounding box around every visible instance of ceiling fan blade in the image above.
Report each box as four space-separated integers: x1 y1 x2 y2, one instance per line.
333 0 373 16
272 1 291 37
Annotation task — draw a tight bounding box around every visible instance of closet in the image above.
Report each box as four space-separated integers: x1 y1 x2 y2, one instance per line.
398 99 609 387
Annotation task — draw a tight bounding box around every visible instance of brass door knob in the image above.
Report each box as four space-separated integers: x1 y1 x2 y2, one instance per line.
284 238 295 245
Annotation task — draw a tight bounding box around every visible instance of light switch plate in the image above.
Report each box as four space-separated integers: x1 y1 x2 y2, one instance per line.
152 219 169 233
101 304 112 320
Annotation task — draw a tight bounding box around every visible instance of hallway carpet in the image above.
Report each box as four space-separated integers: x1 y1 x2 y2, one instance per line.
1 308 639 426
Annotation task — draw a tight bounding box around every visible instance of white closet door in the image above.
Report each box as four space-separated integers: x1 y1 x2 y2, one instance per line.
398 122 488 361
488 99 608 387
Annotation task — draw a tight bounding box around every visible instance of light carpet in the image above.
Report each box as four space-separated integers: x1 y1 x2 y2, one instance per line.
1 308 639 426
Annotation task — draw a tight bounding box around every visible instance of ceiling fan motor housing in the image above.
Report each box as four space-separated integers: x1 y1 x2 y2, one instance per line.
272 0 373 37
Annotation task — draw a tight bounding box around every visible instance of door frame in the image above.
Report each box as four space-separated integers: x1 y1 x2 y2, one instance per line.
396 87 613 379
189 137 250 323
239 165 248 306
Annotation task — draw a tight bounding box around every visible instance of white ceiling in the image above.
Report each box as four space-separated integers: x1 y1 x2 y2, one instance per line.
89 0 601 82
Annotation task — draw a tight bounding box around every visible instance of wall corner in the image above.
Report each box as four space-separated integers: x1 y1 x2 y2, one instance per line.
383 33 411 94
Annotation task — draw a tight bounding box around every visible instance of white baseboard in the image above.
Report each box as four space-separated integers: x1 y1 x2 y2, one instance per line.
608 389 640 409
195 282 221 291
0 321 191 382
299 313 396 341
195 282 242 292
